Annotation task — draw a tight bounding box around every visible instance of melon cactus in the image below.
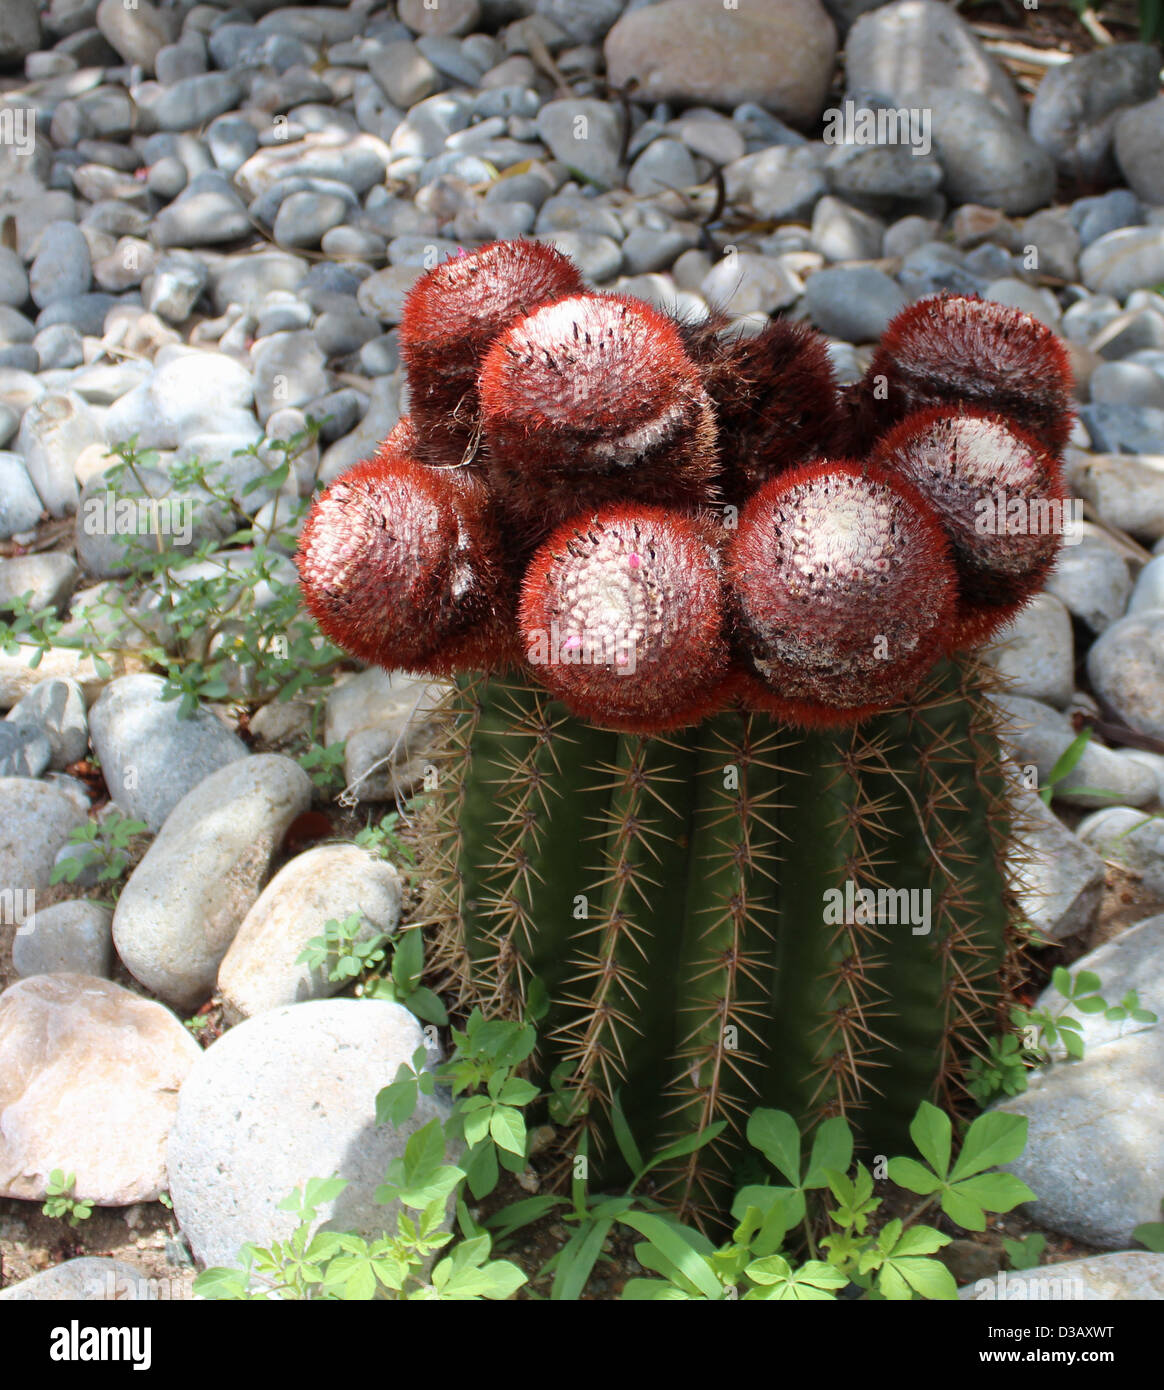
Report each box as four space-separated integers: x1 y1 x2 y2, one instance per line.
297 240 1073 1219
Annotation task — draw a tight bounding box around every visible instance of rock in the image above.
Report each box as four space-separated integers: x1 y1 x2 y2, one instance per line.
356 264 424 324
4 678 87 769
166 999 452 1270
251 329 329 422
1090 360 1164 409
1073 188 1143 249
1114 96 1164 208
535 0 625 44
150 346 254 433
627 138 698 196
961 1253 1164 1301
700 252 799 317
0 1257 158 1302
1080 402 1164 456
1029 44 1160 185
0 553 77 615
924 90 1055 216
996 983 1164 1246
802 265 907 342
95 0 169 71
0 248 29 308
233 135 393 203
142 252 208 324
145 73 243 133
29 222 92 311
1073 452 1164 541
0 723 51 778
0 644 146 710
0 453 44 539
325 668 450 803
12 900 113 979
1081 227 1164 301
845 0 1021 120
153 182 250 249
535 99 623 189
33 322 84 370
1044 526 1131 632
398 0 481 37
994 693 1154 809
15 391 103 518
218 845 403 1022
1076 807 1164 895
0 779 87 894
824 142 943 204
665 108 745 166
812 196 886 262
537 229 622 284
1008 788 1103 942
368 39 442 109
0 975 199 1205
1129 553 1164 615
604 0 836 126
319 376 402 483
272 190 349 250
730 144 830 223
113 755 312 1011
89 674 249 834
1089 611 1164 742
984 592 1074 707
0 0 40 63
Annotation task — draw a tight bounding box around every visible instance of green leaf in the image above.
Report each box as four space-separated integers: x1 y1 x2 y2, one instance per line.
552 1219 611 1301
609 1090 645 1178
804 1116 854 1188
953 1172 1036 1215
892 1256 957 1301
909 1101 952 1178
618 1212 722 1300
746 1109 801 1185
950 1112 1029 1180
489 1105 526 1158
886 1157 943 1196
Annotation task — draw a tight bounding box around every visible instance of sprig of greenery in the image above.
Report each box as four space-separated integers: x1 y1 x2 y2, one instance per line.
49 811 149 894
965 966 1158 1105
42 1170 93 1228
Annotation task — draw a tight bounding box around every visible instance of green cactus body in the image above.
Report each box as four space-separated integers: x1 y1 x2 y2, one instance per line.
428 655 1022 1217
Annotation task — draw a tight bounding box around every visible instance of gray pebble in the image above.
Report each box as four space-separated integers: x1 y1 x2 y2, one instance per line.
13 900 113 979
1089 610 1164 742
5 677 88 769
985 591 1074 707
0 452 45 538
802 265 907 342
1079 402 1164 456
1080 227 1164 300
1114 95 1164 207
29 222 92 310
0 723 52 778
1030 43 1160 184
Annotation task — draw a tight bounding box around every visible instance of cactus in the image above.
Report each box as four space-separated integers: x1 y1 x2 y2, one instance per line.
297 241 1073 1220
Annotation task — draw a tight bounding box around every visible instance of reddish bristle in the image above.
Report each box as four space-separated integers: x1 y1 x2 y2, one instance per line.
684 317 840 497
873 405 1069 645
727 460 958 724
518 503 730 730
297 443 508 677
399 240 584 467
479 293 719 540
860 295 1075 453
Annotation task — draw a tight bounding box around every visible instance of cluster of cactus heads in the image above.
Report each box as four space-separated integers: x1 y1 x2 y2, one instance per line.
297 240 1074 1218
299 240 1073 732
